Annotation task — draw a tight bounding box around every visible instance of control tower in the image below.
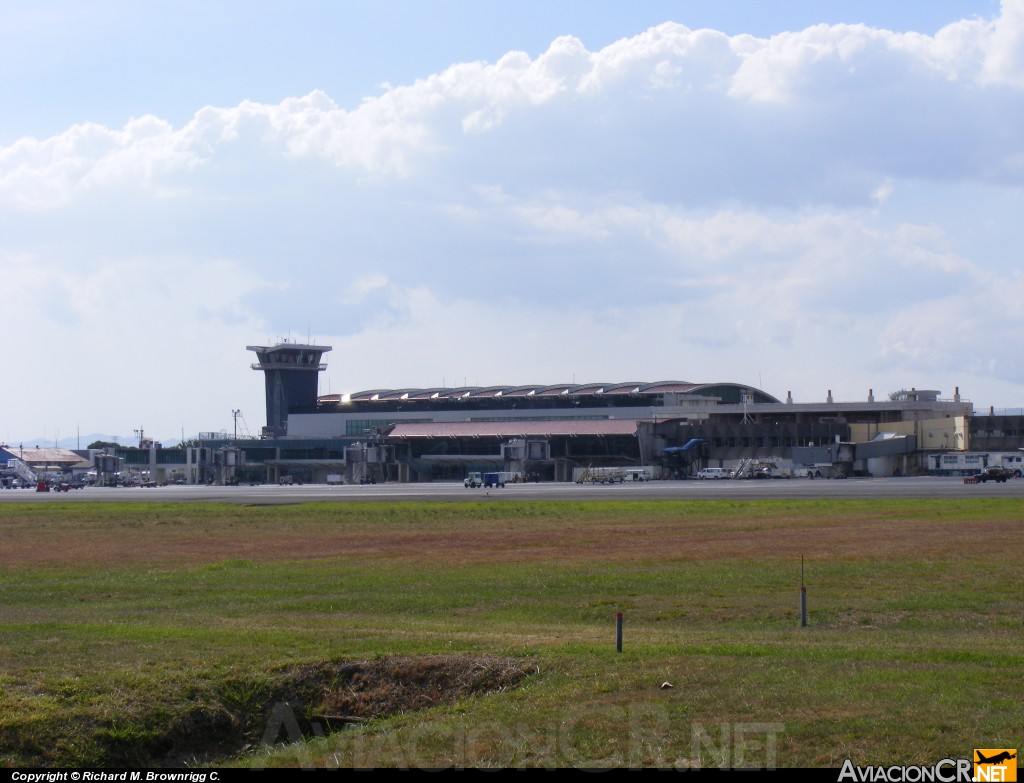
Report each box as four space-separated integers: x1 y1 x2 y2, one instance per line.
247 341 331 436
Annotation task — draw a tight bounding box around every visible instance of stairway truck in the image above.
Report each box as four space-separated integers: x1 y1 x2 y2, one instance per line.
575 466 626 484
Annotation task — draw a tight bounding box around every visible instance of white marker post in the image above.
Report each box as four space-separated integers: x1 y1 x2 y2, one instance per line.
800 555 808 628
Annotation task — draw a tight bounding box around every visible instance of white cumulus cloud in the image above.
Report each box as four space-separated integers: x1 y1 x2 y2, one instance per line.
3 2 1024 441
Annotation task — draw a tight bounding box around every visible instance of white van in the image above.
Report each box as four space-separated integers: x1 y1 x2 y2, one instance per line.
697 467 732 480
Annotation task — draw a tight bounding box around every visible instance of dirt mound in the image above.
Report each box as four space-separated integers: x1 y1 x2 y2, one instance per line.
293 655 532 725
124 655 535 767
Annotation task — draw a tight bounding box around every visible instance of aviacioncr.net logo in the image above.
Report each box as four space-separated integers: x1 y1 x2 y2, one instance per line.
973 749 1017 782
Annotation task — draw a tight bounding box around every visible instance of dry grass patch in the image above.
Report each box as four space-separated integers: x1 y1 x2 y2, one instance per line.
2 500 1022 568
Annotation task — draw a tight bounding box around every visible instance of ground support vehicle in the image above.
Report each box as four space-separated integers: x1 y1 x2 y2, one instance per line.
976 466 1012 483
623 468 654 481
734 459 790 479
575 467 625 484
697 468 731 480
483 472 519 488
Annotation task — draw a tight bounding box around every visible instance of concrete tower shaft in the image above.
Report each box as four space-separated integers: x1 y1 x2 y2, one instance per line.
247 341 331 436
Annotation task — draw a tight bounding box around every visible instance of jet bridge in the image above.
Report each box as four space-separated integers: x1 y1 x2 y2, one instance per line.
661 438 708 478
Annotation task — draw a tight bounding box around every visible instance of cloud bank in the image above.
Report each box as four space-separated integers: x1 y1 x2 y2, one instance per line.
3 3 1023 441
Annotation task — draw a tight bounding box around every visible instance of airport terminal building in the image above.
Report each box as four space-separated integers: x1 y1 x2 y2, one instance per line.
141 340 1006 486
8 341 1019 488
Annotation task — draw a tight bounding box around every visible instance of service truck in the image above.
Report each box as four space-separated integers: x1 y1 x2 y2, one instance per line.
483 471 519 488
623 467 654 481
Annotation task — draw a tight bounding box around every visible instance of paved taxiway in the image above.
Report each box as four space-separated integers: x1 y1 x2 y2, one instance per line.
2 476 1022 504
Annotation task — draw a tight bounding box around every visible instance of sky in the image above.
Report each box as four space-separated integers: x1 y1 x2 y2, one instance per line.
2 0 1022 447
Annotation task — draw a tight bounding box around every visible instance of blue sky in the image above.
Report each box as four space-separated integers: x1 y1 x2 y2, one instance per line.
1 1 1000 143
1 0 1021 445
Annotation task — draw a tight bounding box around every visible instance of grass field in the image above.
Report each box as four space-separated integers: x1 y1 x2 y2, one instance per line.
0 498 1021 768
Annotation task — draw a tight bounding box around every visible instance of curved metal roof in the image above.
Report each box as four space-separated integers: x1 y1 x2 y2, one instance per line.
638 381 698 393
323 381 781 405
465 386 510 399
